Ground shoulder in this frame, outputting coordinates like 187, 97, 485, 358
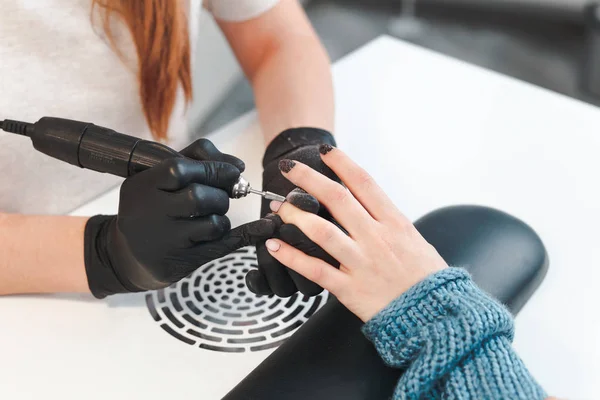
204, 0, 280, 21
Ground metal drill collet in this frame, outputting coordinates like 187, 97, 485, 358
231, 176, 287, 202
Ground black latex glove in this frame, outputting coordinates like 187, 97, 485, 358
246, 128, 341, 297
84, 139, 279, 298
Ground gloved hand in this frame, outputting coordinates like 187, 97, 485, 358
84, 139, 279, 298
246, 128, 340, 297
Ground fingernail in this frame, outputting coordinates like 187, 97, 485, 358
287, 189, 320, 214
265, 239, 281, 252
278, 159, 296, 173
264, 213, 283, 229
270, 201, 283, 212
319, 144, 334, 155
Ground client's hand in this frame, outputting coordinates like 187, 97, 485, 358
248, 128, 339, 297
265, 145, 448, 322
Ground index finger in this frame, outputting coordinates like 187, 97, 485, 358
152, 158, 241, 193
277, 160, 377, 239
184, 216, 280, 260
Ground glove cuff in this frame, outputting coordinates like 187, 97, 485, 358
263, 127, 336, 167
84, 215, 130, 299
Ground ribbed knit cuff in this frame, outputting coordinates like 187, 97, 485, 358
362, 268, 510, 366
362, 268, 546, 399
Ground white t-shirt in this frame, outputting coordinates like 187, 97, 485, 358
0, 0, 278, 214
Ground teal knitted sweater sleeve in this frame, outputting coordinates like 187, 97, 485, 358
362, 268, 547, 400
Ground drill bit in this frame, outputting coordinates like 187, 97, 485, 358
248, 188, 286, 202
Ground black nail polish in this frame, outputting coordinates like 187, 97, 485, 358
278, 159, 296, 173
290, 187, 307, 194
287, 189, 320, 214
319, 144, 334, 155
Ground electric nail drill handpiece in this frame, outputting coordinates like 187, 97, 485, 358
0, 117, 286, 202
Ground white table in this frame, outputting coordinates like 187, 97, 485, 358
1, 36, 598, 399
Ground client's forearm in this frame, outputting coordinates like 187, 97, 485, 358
0, 213, 90, 295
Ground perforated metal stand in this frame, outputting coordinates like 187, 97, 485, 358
145, 247, 328, 353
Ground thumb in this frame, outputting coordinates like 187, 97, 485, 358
187, 215, 283, 261
223, 216, 282, 250
286, 188, 320, 214
152, 159, 241, 192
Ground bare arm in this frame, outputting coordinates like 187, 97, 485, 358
0, 0, 332, 297
0, 213, 90, 295
217, 0, 334, 144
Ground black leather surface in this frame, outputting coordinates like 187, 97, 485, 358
222, 205, 549, 400
415, 205, 548, 314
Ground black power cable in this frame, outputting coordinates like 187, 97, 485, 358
0, 119, 33, 136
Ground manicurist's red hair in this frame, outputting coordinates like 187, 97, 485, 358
93, 0, 193, 141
